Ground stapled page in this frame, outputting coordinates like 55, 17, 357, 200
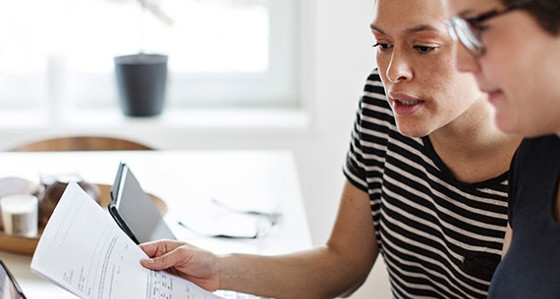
31, 182, 222, 299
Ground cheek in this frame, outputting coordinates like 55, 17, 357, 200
431, 71, 481, 110
414, 52, 458, 84
418, 61, 462, 94
479, 51, 524, 94
375, 53, 388, 71
375, 53, 390, 83
481, 28, 530, 89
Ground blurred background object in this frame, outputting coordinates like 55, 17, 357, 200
0, 177, 42, 231
114, 0, 173, 117
9, 136, 154, 152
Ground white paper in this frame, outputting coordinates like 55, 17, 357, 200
31, 182, 223, 299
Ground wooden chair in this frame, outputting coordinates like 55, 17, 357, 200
2, 137, 160, 255
9, 136, 154, 152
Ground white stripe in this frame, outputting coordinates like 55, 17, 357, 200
346, 147, 367, 170
343, 164, 368, 189
479, 187, 508, 197
387, 136, 439, 171
386, 149, 508, 209
356, 121, 394, 140
380, 220, 489, 296
359, 116, 397, 134
361, 101, 392, 116
383, 252, 459, 299
353, 126, 391, 150
364, 90, 387, 101
384, 174, 507, 232
356, 141, 390, 159
347, 154, 385, 176
367, 79, 384, 87
346, 145, 386, 170
381, 198, 503, 255
366, 177, 384, 188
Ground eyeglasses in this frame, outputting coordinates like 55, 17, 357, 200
445, 0, 532, 57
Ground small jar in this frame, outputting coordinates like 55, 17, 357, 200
39, 177, 100, 227
0, 194, 39, 237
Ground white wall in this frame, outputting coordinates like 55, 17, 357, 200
0, 0, 391, 297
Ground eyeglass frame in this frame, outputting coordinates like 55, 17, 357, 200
445, 0, 532, 57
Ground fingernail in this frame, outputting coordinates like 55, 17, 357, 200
143, 258, 155, 264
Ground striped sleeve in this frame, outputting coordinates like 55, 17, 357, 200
344, 69, 392, 192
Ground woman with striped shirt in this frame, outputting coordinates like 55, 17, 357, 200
140, 0, 521, 298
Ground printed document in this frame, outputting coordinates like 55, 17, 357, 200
31, 182, 223, 299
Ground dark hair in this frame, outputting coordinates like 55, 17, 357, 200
502, 0, 560, 34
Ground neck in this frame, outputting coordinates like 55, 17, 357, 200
431, 100, 508, 157
429, 99, 522, 183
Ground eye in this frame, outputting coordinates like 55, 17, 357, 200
373, 43, 392, 52
413, 45, 437, 54
477, 24, 490, 33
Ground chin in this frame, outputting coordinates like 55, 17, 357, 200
494, 116, 525, 136
395, 123, 430, 138
495, 119, 540, 137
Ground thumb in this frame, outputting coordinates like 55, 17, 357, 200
141, 248, 183, 271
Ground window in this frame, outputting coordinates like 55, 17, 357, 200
0, 0, 301, 112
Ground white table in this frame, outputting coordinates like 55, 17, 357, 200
0, 150, 312, 298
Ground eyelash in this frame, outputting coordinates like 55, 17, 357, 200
372, 43, 437, 54
413, 45, 436, 53
477, 24, 490, 33
372, 42, 392, 51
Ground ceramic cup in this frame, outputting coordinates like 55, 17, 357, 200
0, 194, 38, 237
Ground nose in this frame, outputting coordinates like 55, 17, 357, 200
385, 49, 412, 83
455, 43, 481, 73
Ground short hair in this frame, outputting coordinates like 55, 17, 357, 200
502, 0, 560, 35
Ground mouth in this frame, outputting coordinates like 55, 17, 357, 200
395, 99, 422, 106
389, 92, 425, 116
481, 89, 504, 103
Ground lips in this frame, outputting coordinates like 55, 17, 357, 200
484, 90, 504, 103
389, 92, 425, 116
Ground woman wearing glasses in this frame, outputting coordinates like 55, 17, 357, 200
140, 1, 522, 298
446, 0, 560, 298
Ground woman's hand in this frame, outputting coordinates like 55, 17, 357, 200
140, 240, 221, 291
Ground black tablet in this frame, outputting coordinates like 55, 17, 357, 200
109, 162, 176, 244
0, 260, 26, 299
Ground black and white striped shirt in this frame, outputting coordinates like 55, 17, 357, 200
344, 69, 508, 298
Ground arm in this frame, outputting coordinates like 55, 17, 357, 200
501, 224, 512, 258
141, 180, 380, 299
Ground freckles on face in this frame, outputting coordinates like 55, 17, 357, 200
372, 0, 485, 137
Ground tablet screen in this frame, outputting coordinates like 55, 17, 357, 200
0, 261, 25, 299
110, 163, 175, 244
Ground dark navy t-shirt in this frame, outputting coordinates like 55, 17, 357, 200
488, 135, 560, 298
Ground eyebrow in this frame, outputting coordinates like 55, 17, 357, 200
457, 9, 479, 17
369, 23, 441, 35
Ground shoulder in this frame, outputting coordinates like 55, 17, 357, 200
358, 69, 393, 125
362, 69, 387, 104
514, 135, 560, 162
510, 135, 560, 194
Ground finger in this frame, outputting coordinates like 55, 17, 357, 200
140, 246, 185, 271
140, 239, 183, 258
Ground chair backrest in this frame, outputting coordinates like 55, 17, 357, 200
9, 136, 154, 152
